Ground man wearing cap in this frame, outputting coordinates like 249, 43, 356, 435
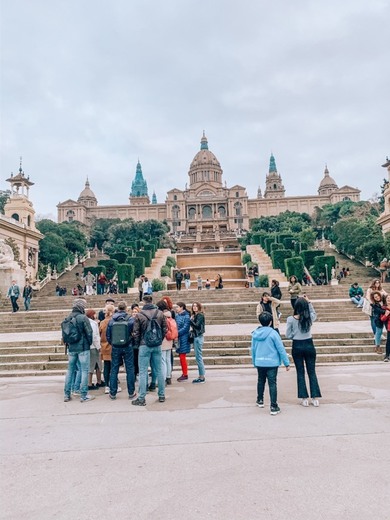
63, 298, 95, 402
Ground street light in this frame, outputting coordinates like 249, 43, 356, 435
324, 264, 329, 284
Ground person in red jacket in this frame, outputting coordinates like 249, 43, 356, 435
380, 295, 390, 362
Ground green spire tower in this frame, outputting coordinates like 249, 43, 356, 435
129, 160, 150, 205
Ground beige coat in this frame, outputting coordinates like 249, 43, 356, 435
256, 296, 281, 329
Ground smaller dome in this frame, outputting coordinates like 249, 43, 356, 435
78, 178, 96, 200
319, 167, 337, 188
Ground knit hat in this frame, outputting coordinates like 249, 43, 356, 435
72, 298, 87, 313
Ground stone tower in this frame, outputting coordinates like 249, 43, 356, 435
129, 160, 150, 205
264, 154, 285, 199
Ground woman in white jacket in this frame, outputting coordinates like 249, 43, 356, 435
86, 309, 103, 389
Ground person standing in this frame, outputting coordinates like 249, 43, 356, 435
190, 302, 206, 383
97, 271, 108, 295
286, 296, 322, 407
379, 258, 388, 283
84, 271, 95, 296
138, 275, 145, 302
7, 280, 20, 313
197, 275, 203, 291
175, 302, 191, 381
251, 311, 290, 415
132, 295, 167, 406
288, 275, 302, 309
184, 270, 191, 290
252, 264, 259, 287
62, 299, 94, 402
23, 281, 33, 311
86, 309, 103, 389
106, 301, 136, 400
99, 303, 115, 394
380, 294, 390, 361
256, 292, 281, 334
364, 279, 388, 334
175, 269, 183, 291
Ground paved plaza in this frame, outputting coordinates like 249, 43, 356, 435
1, 362, 389, 520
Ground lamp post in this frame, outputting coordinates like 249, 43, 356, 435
325, 263, 329, 285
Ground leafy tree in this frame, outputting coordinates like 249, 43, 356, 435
89, 218, 121, 249
39, 232, 69, 269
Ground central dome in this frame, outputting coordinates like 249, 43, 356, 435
188, 133, 223, 188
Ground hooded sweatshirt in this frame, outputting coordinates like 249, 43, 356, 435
251, 326, 290, 368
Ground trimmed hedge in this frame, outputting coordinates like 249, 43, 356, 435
152, 278, 165, 292
160, 265, 171, 277
258, 274, 269, 287
242, 253, 252, 264
144, 244, 156, 257
300, 250, 324, 269
97, 259, 118, 280
83, 266, 104, 278
110, 252, 127, 264
117, 264, 135, 293
285, 256, 305, 281
278, 233, 293, 243
270, 242, 285, 252
294, 242, 307, 255
282, 237, 295, 250
312, 255, 336, 279
166, 256, 176, 268
271, 250, 292, 272
138, 250, 152, 267
260, 235, 267, 249
126, 257, 145, 278
264, 237, 276, 255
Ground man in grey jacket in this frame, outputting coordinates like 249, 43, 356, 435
7, 280, 20, 313
63, 299, 94, 403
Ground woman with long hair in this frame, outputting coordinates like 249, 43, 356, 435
364, 279, 388, 334
286, 296, 321, 407
370, 291, 386, 354
99, 303, 115, 394
256, 292, 281, 334
288, 275, 302, 309
175, 302, 191, 381
190, 302, 206, 383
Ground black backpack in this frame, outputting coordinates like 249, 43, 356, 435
111, 315, 131, 347
61, 315, 81, 345
141, 310, 163, 347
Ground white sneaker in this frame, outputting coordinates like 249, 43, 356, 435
117, 386, 122, 392
301, 398, 309, 407
311, 398, 320, 407
104, 387, 110, 394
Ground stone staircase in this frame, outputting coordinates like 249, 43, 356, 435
142, 248, 172, 284
246, 244, 288, 284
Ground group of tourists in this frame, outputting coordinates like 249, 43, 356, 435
174, 270, 222, 291
67, 271, 118, 297
62, 295, 206, 405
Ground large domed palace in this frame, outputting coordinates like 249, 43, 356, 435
57, 133, 360, 233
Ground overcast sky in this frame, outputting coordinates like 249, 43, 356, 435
1, 0, 389, 220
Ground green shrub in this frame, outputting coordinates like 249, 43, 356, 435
160, 265, 171, 277
312, 255, 336, 280
300, 250, 324, 269
294, 242, 308, 255
138, 250, 152, 267
97, 259, 118, 280
270, 242, 285, 252
251, 232, 266, 245
110, 252, 127, 264
260, 235, 267, 249
166, 256, 176, 268
126, 257, 145, 278
258, 274, 269, 287
144, 244, 156, 257
278, 233, 293, 243
271, 250, 292, 272
242, 253, 252, 264
152, 278, 165, 292
117, 264, 135, 293
83, 266, 103, 278
285, 256, 305, 281
282, 237, 295, 250
264, 237, 276, 255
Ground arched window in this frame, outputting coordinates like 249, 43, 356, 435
342, 196, 351, 201
172, 205, 180, 219
173, 195, 177, 201
188, 207, 196, 219
236, 191, 239, 197
202, 205, 212, 218
273, 184, 277, 189
11, 213, 19, 221
218, 205, 226, 217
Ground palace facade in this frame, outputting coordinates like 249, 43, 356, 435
57, 134, 361, 232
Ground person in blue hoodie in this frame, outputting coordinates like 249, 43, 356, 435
251, 311, 290, 415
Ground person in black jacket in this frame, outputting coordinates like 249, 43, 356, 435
63, 299, 94, 403
190, 302, 206, 384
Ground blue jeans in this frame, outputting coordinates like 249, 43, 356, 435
71, 360, 82, 392
370, 316, 376, 334
24, 297, 31, 311
193, 335, 205, 377
64, 350, 90, 399
374, 325, 384, 346
109, 346, 135, 396
257, 366, 278, 408
292, 339, 321, 399
138, 345, 165, 399
350, 297, 363, 306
